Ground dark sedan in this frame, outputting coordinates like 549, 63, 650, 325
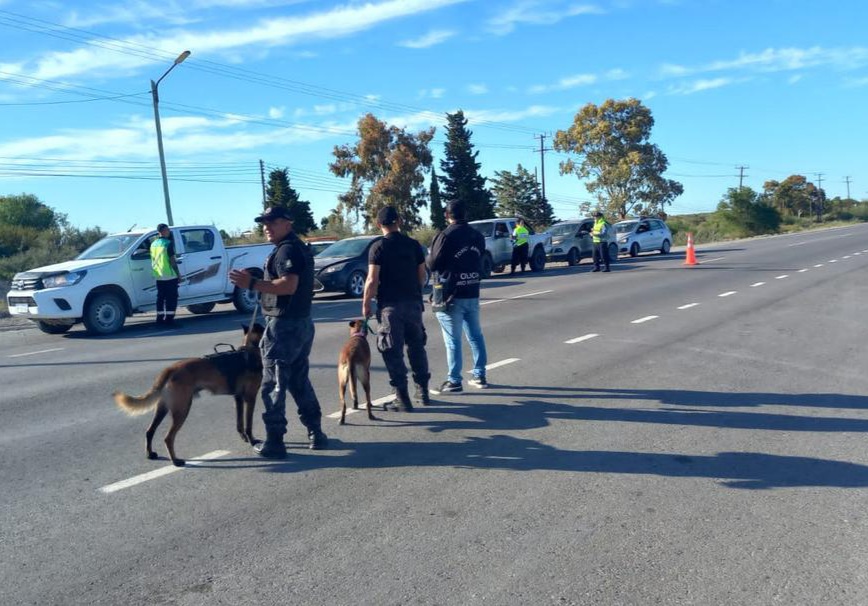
313, 236, 381, 297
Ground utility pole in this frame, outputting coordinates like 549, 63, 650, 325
844, 176, 852, 200
736, 165, 749, 189
259, 159, 267, 208
815, 173, 824, 221
534, 134, 550, 205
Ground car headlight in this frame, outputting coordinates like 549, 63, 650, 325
618, 235, 629, 243
43, 270, 87, 288
552, 238, 563, 245
323, 262, 347, 274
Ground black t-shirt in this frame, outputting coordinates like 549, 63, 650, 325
262, 232, 314, 318
368, 232, 425, 305
426, 222, 485, 299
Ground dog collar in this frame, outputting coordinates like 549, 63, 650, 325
351, 331, 366, 338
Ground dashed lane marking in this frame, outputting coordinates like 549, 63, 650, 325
829, 259, 838, 263
8, 347, 64, 358
564, 333, 599, 344
750, 282, 765, 287
798, 269, 809, 273
99, 450, 232, 494
843, 255, 852, 259
326, 395, 393, 420
480, 299, 507, 306
677, 303, 699, 310
814, 264, 823, 268
631, 315, 659, 324
702, 256, 726, 263
719, 291, 737, 297
482, 358, 521, 371
509, 290, 554, 299
775, 275, 789, 280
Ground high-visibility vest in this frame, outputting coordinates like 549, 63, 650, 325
150, 237, 177, 279
592, 218, 610, 244
512, 224, 529, 247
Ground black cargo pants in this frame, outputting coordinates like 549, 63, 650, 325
376, 300, 430, 390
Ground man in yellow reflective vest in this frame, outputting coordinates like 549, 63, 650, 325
150, 223, 182, 326
510, 217, 530, 275
591, 211, 612, 273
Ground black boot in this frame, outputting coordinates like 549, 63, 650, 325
414, 382, 431, 405
254, 432, 287, 459
307, 426, 328, 450
394, 386, 414, 412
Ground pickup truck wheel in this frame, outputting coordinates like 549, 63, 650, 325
629, 242, 640, 257
609, 242, 619, 262
566, 248, 580, 266
346, 270, 366, 298
660, 239, 671, 254
480, 254, 494, 279
187, 302, 216, 315
529, 246, 546, 272
36, 320, 74, 334
233, 270, 262, 313
83, 293, 126, 335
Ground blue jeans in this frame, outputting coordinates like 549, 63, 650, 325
435, 297, 487, 385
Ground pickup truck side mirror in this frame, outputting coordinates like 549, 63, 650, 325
131, 249, 150, 261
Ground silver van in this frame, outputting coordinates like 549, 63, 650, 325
548, 218, 619, 266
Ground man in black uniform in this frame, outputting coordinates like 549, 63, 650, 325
362, 206, 430, 411
229, 206, 327, 459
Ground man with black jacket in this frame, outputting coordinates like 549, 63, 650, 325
362, 206, 431, 411
426, 201, 488, 393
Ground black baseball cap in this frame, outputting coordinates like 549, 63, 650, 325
377, 206, 399, 226
594, 210, 603, 218
254, 206, 293, 223
156, 223, 169, 231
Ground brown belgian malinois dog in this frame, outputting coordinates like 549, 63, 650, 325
338, 319, 375, 425
113, 324, 265, 467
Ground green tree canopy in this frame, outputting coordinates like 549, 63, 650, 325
439, 110, 494, 221
716, 187, 781, 236
490, 164, 555, 227
264, 168, 316, 235
762, 175, 824, 220
0, 193, 62, 230
553, 98, 683, 219
429, 166, 446, 230
329, 113, 435, 229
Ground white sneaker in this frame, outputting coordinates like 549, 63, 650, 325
468, 377, 489, 389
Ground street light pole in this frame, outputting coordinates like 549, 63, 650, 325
151, 50, 191, 226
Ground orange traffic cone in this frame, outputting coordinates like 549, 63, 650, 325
684, 232, 698, 266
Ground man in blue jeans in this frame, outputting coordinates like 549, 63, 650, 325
427, 200, 488, 392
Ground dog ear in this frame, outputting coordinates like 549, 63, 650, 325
348, 320, 356, 327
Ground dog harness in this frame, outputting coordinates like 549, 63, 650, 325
203, 346, 263, 393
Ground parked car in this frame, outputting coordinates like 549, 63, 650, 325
307, 239, 337, 256
547, 218, 619, 266
615, 218, 673, 257
469, 217, 553, 278
6, 225, 271, 335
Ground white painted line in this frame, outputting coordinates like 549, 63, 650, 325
863, 250, 868, 253
8, 347, 64, 358
788, 241, 808, 247
509, 290, 553, 299
564, 333, 599, 344
480, 299, 506, 306
677, 303, 700, 310
750, 282, 765, 287
775, 275, 789, 280
702, 256, 726, 263
843, 255, 852, 259
631, 315, 659, 324
854, 252, 862, 256
798, 268, 809, 273
326, 394, 393, 419
482, 358, 521, 371
814, 264, 823, 268
719, 291, 737, 297
829, 259, 838, 263
99, 450, 231, 494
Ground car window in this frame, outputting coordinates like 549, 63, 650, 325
636, 222, 650, 233
615, 222, 637, 234
77, 234, 143, 260
550, 223, 578, 237
495, 222, 509, 237
318, 237, 376, 257
472, 223, 493, 237
180, 228, 215, 253
580, 221, 593, 233
653, 220, 666, 230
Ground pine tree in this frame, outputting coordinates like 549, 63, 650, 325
429, 167, 446, 230
491, 164, 556, 228
440, 110, 494, 221
265, 167, 316, 235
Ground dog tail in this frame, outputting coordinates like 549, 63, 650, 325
112, 367, 172, 415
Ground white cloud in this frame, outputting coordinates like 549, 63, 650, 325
488, 1, 604, 36
529, 73, 596, 94
467, 83, 488, 95
843, 76, 868, 88
398, 29, 456, 49
788, 74, 803, 85
605, 68, 629, 80
668, 77, 737, 95
5, 0, 470, 82
659, 46, 868, 79
268, 106, 285, 119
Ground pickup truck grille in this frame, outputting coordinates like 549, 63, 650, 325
11, 277, 43, 292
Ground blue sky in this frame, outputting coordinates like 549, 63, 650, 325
1, 0, 866, 234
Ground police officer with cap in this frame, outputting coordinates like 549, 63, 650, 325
591, 210, 612, 272
229, 206, 327, 458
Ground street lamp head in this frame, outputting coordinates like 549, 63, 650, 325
174, 50, 191, 65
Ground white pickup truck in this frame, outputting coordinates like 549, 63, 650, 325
469, 217, 553, 278
6, 225, 271, 335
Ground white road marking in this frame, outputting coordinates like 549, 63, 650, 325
482, 358, 521, 371
829, 259, 838, 263
99, 450, 231, 494
564, 333, 599, 344
509, 290, 554, 299
750, 282, 765, 287
8, 347, 64, 358
702, 256, 726, 263
719, 291, 737, 297
843, 255, 851, 259
798, 268, 809, 273
775, 275, 789, 280
854, 252, 862, 256
787, 241, 808, 247
631, 315, 659, 324
326, 395, 393, 419
480, 299, 506, 306
814, 264, 823, 268
677, 303, 700, 310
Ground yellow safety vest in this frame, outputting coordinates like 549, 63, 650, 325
592, 218, 610, 244
150, 237, 177, 280
512, 224, 529, 247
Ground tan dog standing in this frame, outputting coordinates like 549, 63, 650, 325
113, 324, 264, 466
338, 319, 375, 424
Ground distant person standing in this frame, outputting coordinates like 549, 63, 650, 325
510, 217, 530, 275
362, 206, 431, 411
427, 200, 488, 393
591, 210, 612, 273
150, 223, 181, 326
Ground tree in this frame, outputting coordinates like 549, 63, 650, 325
490, 164, 555, 227
429, 167, 446, 230
264, 168, 316, 235
553, 98, 683, 219
329, 113, 435, 229
440, 110, 494, 221
762, 175, 823, 220
716, 187, 781, 236
0, 193, 61, 230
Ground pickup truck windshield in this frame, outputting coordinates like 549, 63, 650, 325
550, 223, 579, 237
77, 234, 142, 260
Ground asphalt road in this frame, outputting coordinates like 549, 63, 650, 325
2, 225, 868, 605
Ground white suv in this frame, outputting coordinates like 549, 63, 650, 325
615, 218, 672, 257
